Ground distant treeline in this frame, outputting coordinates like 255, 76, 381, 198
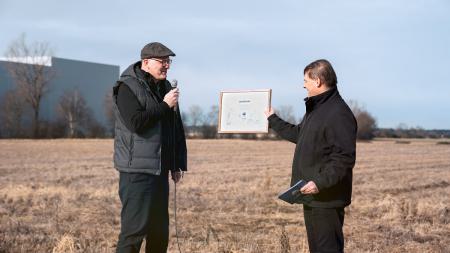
2, 99, 449, 139
183, 126, 450, 140
180, 103, 450, 140
374, 128, 450, 139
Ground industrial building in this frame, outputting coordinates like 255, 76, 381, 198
0, 57, 120, 129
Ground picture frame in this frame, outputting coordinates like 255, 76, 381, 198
218, 89, 272, 133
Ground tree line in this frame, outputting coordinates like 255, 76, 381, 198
180, 102, 380, 140
0, 87, 109, 138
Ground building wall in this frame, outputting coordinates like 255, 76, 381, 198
0, 57, 119, 126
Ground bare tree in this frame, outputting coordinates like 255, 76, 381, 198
201, 105, 219, 139
185, 105, 205, 138
103, 90, 115, 136
356, 110, 377, 139
0, 89, 27, 137
84, 116, 106, 138
4, 34, 54, 138
187, 105, 204, 127
277, 105, 297, 124
205, 105, 218, 126
57, 88, 92, 138
180, 111, 188, 126
348, 100, 377, 140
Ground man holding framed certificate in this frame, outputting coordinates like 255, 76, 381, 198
265, 59, 357, 253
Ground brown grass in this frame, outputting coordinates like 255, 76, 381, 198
0, 139, 449, 253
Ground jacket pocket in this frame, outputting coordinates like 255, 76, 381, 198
133, 140, 161, 158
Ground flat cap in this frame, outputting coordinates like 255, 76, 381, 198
140, 42, 176, 59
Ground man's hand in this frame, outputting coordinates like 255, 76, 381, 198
163, 88, 179, 108
264, 107, 275, 118
171, 170, 183, 183
300, 181, 319, 195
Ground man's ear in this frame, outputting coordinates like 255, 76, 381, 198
315, 78, 321, 88
141, 59, 149, 70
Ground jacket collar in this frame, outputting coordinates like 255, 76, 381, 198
135, 62, 170, 92
134, 62, 157, 86
304, 87, 338, 113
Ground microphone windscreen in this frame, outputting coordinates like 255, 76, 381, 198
171, 79, 178, 88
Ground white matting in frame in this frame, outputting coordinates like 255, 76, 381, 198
218, 89, 272, 133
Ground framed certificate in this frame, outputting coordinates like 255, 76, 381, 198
218, 89, 272, 133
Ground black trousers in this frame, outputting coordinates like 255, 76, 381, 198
116, 172, 169, 253
303, 205, 345, 253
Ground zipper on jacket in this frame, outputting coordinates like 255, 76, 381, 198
128, 135, 134, 166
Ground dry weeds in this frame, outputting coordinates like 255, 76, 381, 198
0, 139, 449, 252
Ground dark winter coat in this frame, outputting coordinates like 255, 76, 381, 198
269, 88, 357, 208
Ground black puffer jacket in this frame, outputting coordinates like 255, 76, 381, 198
269, 88, 356, 208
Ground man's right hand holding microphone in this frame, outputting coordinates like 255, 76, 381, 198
164, 88, 179, 109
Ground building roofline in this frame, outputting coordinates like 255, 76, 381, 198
0, 56, 120, 69
0, 56, 52, 66
52, 57, 119, 68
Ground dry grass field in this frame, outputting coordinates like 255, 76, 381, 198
0, 139, 449, 253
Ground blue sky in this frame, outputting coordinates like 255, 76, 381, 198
1, 0, 449, 129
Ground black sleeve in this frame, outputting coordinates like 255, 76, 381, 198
268, 114, 302, 143
116, 84, 171, 133
314, 111, 357, 190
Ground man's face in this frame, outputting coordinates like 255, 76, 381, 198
303, 72, 319, 97
142, 57, 171, 80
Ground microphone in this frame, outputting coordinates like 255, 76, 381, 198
171, 79, 178, 89
171, 79, 178, 112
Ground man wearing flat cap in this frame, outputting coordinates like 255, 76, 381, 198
113, 42, 187, 253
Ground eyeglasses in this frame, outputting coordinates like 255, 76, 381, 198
150, 58, 172, 65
